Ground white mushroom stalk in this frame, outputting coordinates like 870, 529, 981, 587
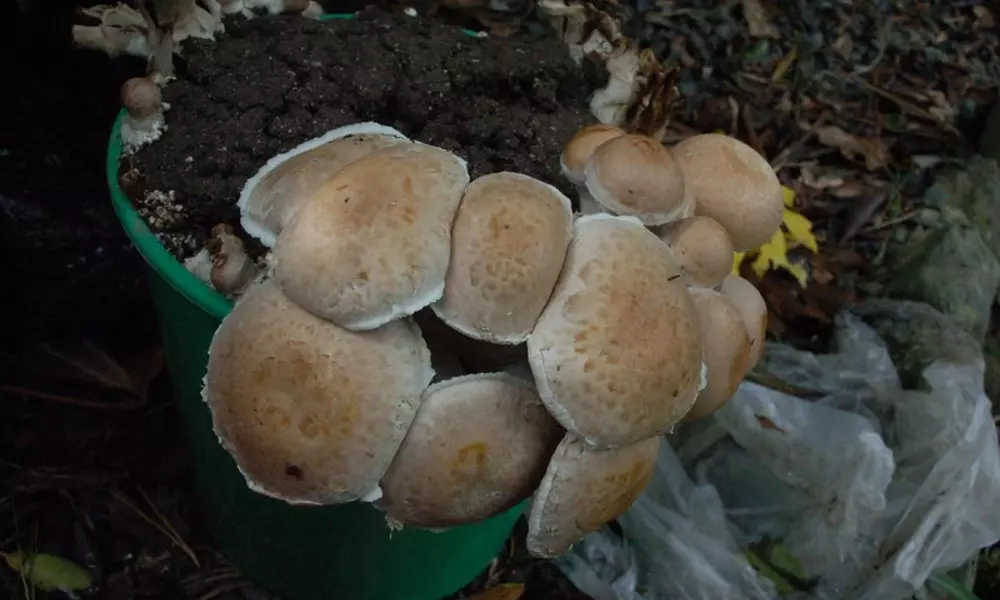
183, 224, 260, 296
119, 76, 168, 154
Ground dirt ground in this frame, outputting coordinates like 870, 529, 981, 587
124, 7, 596, 261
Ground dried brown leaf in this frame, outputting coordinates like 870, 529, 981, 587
814, 126, 891, 171
468, 583, 526, 600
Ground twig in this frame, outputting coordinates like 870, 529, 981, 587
0, 385, 145, 411
860, 209, 918, 234
112, 490, 200, 567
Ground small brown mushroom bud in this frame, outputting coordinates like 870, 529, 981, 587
207, 224, 260, 296
119, 77, 166, 152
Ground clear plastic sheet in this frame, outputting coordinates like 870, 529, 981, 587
557, 311, 1000, 600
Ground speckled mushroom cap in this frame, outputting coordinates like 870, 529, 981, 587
273, 142, 470, 331
527, 213, 703, 449
378, 372, 563, 529
431, 172, 574, 345
238, 123, 410, 248
559, 123, 625, 186
655, 216, 735, 289
719, 274, 768, 368
671, 133, 783, 251
583, 133, 688, 225
683, 287, 752, 421
526, 433, 661, 558
121, 77, 161, 120
203, 278, 434, 506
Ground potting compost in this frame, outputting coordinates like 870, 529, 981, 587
121, 8, 596, 260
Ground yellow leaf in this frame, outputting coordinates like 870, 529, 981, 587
751, 228, 809, 287
781, 185, 795, 208
783, 262, 809, 287
781, 209, 819, 252
732, 251, 747, 275
1, 552, 93, 592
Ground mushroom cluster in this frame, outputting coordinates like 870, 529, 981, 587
202, 121, 782, 559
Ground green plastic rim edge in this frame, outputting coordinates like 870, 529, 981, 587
106, 12, 481, 321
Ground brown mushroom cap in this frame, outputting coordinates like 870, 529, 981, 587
526, 433, 660, 558
378, 373, 563, 529
527, 214, 703, 448
238, 123, 410, 247
273, 142, 470, 331
432, 172, 574, 344
683, 288, 752, 421
203, 279, 434, 506
719, 274, 768, 368
560, 124, 626, 186
671, 134, 783, 251
583, 134, 688, 225
655, 216, 735, 288
120, 77, 161, 120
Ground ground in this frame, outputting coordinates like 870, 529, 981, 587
2, 1, 999, 599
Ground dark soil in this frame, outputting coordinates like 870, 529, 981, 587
124, 7, 597, 261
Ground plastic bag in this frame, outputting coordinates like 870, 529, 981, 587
557, 310, 1000, 600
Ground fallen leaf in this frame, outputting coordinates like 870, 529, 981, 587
741, 0, 780, 39
468, 582, 525, 600
771, 46, 797, 83
815, 126, 891, 170
782, 210, 819, 252
800, 166, 845, 190
1, 552, 93, 592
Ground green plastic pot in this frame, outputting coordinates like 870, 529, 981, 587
105, 15, 522, 600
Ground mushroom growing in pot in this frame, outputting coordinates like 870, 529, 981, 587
272, 142, 470, 331
582, 133, 689, 225
203, 279, 434, 506
378, 372, 563, 529
559, 124, 625, 215
527, 213, 703, 449
682, 287, 752, 421
526, 433, 661, 558
654, 216, 735, 289
238, 123, 410, 248
431, 172, 574, 345
119, 76, 166, 153
671, 133, 784, 252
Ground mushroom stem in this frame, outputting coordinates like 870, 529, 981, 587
576, 185, 605, 217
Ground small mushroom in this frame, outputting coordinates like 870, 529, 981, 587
206, 224, 260, 295
671, 133, 783, 251
654, 216, 735, 289
378, 373, 563, 529
203, 279, 434, 506
559, 124, 625, 215
527, 214, 703, 449
583, 133, 688, 225
682, 288, 752, 421
526, 433, 660, 558
238, 123, 410, 247
273, 142, 470, 331
432, 172, 574, 345
119, 77, 166, 153
719, 274, 768, 368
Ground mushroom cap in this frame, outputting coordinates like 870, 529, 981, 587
203, 279, 433, 506
719, 274, 768, 368
120, 77, 161, 120
273, 142, 470, 331
683, 288, 752, 421
527, 213, 703, 448
238, 123, 410, 247
378, 372, 563, 528
655, 216, 735, 288
560, 123, 625, 185
526, 433, 660, 558
671, 133, 783, 251
431, 172, 574, 344
584, 134, 688, 225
